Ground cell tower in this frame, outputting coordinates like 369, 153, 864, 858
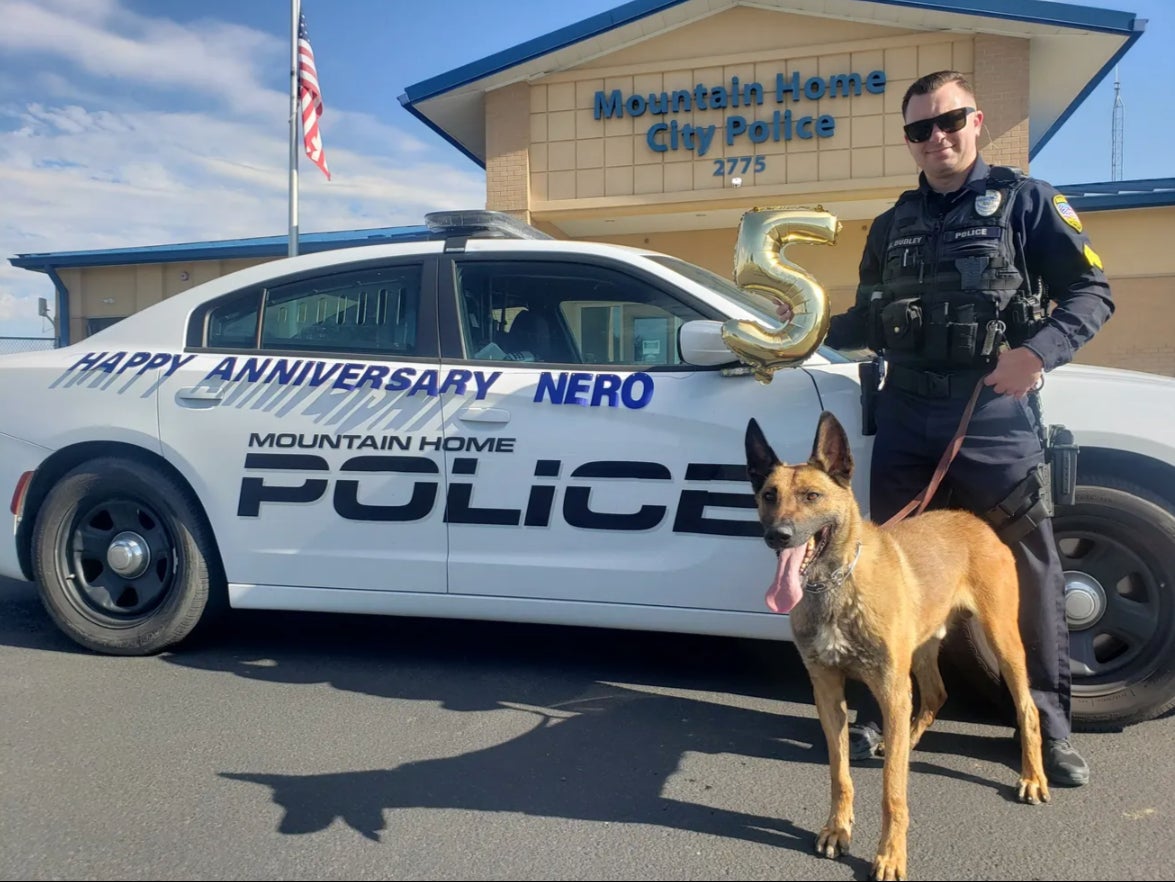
1112, 67, 1124, 181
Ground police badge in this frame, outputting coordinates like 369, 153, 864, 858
975, 189, 1002, 217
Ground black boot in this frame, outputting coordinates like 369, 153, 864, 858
848, 722, 883, 761
1043, 738, 1090, 787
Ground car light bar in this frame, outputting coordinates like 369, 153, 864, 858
424, 210, 552, 241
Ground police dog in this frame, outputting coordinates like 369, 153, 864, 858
744, 412, 1049, 881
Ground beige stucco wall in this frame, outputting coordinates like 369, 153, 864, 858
63, 257, 263, 343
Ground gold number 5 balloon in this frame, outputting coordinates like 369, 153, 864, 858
721, 207, 842, 384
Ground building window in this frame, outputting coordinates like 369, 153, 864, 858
87, 317, 126, 336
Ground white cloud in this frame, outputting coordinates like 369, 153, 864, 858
0, 0, 283, 117
0, 1, 487, 338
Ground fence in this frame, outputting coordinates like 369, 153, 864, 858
0, 337, 56, 356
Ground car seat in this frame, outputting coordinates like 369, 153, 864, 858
506, 309, 551, 360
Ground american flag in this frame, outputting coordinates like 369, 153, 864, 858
297, 13, 330, 180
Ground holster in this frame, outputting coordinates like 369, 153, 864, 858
859, 357, 882, 436
984, 462, 1053, 543
1047, 425, 1079, 506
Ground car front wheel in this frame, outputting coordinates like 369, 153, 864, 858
32, 458, 224, 656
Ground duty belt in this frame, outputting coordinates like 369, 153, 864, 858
885, 364, 988, 399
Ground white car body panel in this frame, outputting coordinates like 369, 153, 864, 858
1037, 364, 1175, 465
441, 363, 820, 613
156, 351, 451, 593
227, 584, 795, 642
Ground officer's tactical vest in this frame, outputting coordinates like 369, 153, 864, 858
869, 166, 1041, 369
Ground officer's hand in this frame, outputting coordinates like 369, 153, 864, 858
984, 347, 1044, 399
775, 301, 794, 324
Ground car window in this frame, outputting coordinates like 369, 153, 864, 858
202, 264, 423, 355
205, 289, 262, 349
455, 260, 705, 367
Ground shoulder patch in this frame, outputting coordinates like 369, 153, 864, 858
1084, 243, 1103, 270
1053, 194, 1083, 233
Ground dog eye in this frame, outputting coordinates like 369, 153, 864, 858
805, 491, 822, 502
762, 490, 777, 503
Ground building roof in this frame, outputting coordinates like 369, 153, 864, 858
9, 179, 1174, 273
9, 226, 430, 272
1059, 178, 1175, 212
399, 0, 1146, 168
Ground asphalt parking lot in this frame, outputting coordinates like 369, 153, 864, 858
2, 574, 1171, 881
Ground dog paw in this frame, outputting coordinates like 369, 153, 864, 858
871, 851, 907, 880
1018, 776, 1051, 805
815, 823, 851, 859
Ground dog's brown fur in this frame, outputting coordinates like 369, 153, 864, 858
745, 411, 1049, 881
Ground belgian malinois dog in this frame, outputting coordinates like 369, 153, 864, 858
745, 411, 1049, 881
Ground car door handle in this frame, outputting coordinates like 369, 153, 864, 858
457, 406, 510, 424
176, 386, 225, 405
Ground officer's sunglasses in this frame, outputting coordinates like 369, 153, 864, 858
903, 107, 976, 143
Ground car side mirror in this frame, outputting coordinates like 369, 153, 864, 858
679, 320, 738, 367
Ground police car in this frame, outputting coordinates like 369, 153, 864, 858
2, 210, 1173, 732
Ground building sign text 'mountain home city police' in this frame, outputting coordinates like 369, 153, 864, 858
594, 69, 887, 157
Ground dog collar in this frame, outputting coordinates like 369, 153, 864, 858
804, 540, 862, 594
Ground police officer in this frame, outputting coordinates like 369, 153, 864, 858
777, 70, 1113, 786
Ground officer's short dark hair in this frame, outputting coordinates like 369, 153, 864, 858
901, 71, 976, 118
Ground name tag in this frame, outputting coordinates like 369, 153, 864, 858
887, 235, 924, 250
946, 227, 999, 242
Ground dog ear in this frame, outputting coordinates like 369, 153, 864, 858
745, 418, 780, 492
810, 411, 854, 487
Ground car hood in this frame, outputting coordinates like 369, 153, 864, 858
1042, 363, 1175, 463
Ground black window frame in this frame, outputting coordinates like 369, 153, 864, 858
185, 256, 440, 361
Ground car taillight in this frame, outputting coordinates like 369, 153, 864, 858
10, 471, 33, 517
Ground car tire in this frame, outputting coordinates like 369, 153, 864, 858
32, 457, 226, 656
944, 475, 1175, 732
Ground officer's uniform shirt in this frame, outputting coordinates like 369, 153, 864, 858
828, 157, 1114, 371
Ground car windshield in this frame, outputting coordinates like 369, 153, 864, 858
646, 254, 857, 364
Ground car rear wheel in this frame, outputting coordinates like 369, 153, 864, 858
946, 475, 1175, 731
32, 458, 225, 655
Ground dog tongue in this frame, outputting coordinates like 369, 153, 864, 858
765, 546, 805, 614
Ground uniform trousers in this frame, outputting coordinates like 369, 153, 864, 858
852, 378, 1072, 742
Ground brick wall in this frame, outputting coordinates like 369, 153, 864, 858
972, 35, 1030, 171
485, 82, 531, 220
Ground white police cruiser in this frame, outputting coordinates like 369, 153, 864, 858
1, 210, 1172, 732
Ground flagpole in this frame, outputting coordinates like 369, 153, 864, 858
288, 0, 300, 257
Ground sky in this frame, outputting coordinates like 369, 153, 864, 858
1, 0, 1171, 338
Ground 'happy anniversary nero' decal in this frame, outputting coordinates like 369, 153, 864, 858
61, 351, 655, 409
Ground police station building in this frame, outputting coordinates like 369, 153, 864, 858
13, 0, 1175, 375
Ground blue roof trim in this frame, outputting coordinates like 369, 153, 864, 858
401, 0, 1140, 105
400, 0, 688, 104
1059, 179, 1175, 212
1031, 19, 1146, 159
11, 226, 432, 271
866, 0, 1137, 33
